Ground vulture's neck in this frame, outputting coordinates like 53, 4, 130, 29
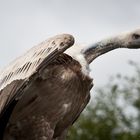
82, 37, 124, 64
82, 29, 140, 64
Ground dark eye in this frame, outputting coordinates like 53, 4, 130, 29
132, 33, 140, 40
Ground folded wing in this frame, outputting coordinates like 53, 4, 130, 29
0, 34, 74, 138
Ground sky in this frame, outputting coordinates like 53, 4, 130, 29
0, 0, 140, 91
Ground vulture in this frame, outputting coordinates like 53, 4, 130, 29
0, 29, 140, 140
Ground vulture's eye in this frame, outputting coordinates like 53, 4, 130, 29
132, 33, 140, 40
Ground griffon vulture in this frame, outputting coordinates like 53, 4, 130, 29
0, 29, 140, 140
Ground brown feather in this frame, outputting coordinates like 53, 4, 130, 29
3, 54, 93, 140
0, 34, 74, 140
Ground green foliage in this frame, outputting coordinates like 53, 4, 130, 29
67, 62, 140, 140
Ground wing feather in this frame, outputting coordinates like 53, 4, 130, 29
0, 34, 74, 91
0, 34, 74, 137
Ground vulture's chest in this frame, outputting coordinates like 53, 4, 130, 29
4, 54, 93, 139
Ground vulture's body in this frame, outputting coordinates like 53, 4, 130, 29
0, 29, 140, 140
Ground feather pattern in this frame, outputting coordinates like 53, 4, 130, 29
0, 34, 74, 92
0, 34, 74, 139
0, 34, 74, 108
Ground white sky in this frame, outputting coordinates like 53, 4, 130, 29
0, 0, 140, 90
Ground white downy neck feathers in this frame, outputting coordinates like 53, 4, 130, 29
65, 44, 90, 76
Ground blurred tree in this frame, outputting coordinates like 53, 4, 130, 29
67, 62, 140, 140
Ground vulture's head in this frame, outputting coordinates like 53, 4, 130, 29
123, 29, 140, 48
